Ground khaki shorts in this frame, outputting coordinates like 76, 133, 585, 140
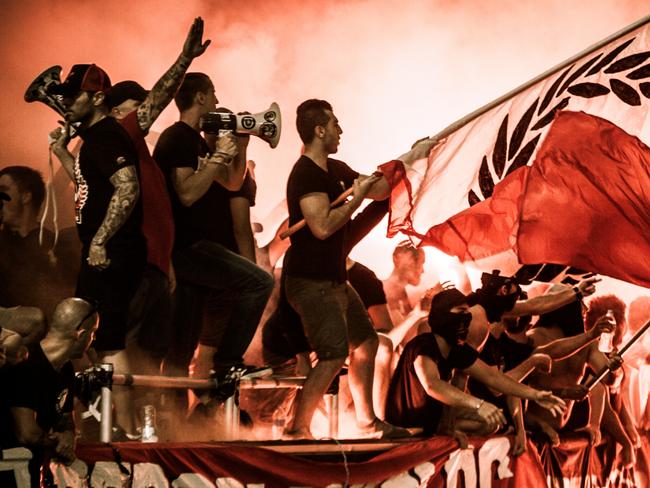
285, 276, 377, 360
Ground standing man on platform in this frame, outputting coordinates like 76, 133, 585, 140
48, 63, 144, 437
153, 73, 273, 402
283, 98, 436, 439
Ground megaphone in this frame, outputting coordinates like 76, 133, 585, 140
25, 65, 79, 137
25, 65, 68, 115
200, 102, 281, 148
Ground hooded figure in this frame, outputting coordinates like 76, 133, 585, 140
428, 288, 472, 346
467, 271, 522, 323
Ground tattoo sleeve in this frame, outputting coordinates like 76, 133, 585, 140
136, 53, 192, 132
91, 166, 140, 246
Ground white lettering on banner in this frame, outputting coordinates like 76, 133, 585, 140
478, 437, 514, 485
172, 473, 216, 487
134, 462, 169, 487
445, 448, 477, 488
58, 438, 513, 488
444, 437, 513, 488
215, 477, 246, 488
89, 460, 131, 487
379, 461, 436, 487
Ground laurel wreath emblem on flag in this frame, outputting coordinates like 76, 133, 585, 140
470, 37, 650, 206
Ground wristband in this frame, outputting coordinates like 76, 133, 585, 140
573, 286, 583, 301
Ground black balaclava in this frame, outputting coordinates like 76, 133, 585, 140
467, 270, 522, 323
535, 299, 585, 337
428, 289, 472, 346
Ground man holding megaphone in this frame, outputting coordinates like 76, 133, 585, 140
153, 73, 274, 407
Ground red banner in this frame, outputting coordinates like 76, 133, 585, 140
45, 433, 650, 487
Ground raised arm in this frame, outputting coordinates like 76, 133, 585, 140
505, 277, 599, 317
136, 17, 210, 132
535, 314, 614, 360
88, 166, 140, 268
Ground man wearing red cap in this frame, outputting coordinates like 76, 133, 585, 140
49, 61, 145, 437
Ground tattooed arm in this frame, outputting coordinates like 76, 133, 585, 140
88, 166, 140, 269
136, 17, 211, 132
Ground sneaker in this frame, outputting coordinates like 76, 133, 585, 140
358, 418, 412, 439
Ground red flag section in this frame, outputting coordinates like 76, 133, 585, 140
416, 111, 650, 288
422, 165, 528, 262
517, 111, 650, 287
383, 19, 650, 284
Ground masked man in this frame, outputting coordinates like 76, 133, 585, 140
386, 288, 566, 439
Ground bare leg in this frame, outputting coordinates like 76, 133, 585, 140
372, 335, 393, 419
348, 335, 379, 426
288, 356, 345, 437
372, 335, 393, 420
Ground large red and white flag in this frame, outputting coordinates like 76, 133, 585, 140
386, 17, 650, 283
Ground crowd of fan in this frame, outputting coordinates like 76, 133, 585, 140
0, 16, 649, 488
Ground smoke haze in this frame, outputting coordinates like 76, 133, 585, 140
1, 0, 647, 296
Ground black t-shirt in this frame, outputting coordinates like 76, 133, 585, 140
75, 117, 142, 247
348, 262, 387, 309
153, 122, 255, 251
385, 333, 478, 435
468, 332, 534, 410
285, 156, 359, 282
0, 344, 74, 448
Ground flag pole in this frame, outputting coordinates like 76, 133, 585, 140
431, 15, 650, 141
585, 318, 650, 391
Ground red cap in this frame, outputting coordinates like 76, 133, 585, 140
50, 64, 112, 97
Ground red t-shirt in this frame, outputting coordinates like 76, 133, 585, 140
119, 111, 174, 276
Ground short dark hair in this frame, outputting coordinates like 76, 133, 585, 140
296, 99, 332, 144
174, 73, 213, 112
0, 166, 45, 212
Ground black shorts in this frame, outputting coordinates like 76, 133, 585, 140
76, 242, 146, 352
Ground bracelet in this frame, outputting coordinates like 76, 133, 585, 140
573, 286, 583, 301
475, 399, 484, 410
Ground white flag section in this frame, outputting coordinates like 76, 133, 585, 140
389, 16, 650, 280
